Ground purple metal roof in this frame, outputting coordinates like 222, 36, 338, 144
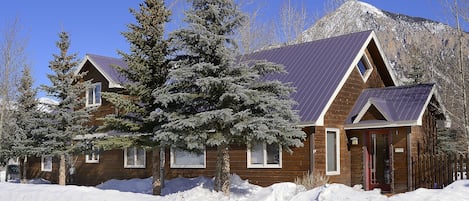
346, 83, 435, 124
243, 30, 373, 123
86, 54, 129, 86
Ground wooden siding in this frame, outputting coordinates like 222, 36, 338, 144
319, 48, 386, 185
411, 110, 438, 157
27, 150, 153, 185
163, 127, 312, 187
80, 61, 122, 126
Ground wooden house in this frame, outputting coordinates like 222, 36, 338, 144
27, 30, 448, 193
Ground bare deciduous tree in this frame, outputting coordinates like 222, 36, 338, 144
0, 18, 26, 141
277, 0, 309, 45
237, 3, 277, 53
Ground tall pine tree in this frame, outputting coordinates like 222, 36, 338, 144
99, 0, 171, 195
154, 0, 305, 194
41, 32, 91, 185
11, 67, 45, 183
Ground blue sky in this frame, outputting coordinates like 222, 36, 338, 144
0, 0, 462, 98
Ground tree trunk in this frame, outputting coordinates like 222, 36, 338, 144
59, 154, 66, 185
152, 147, 161, 195
453, 1, 469, 149
20, 156, 27, 183
160, 146, 165, 189
214, 143, 230, 195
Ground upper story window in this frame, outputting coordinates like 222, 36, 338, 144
124, 147, 146, 168
247, 142, 282, 168
170, 148, 206, 168
86, 82, 101, 107
326, 128, 340, 175
356, 55, 373, 81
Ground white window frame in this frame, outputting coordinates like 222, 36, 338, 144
325, 128, 341, 175
86, 82, 102, 107
41, 156, 52, 172
124, 147, 146, 168
356, 54, 373, 82
247, 142, 282, 168
85, 146, 100, 164
170, 148, 206, 168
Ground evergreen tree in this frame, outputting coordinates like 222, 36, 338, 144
99, 0, 171, 195
11, 67, 45, 183
41, 32, 91, 185
155, 0, 305, 194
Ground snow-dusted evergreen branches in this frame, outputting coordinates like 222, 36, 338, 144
153, 0, 305, 194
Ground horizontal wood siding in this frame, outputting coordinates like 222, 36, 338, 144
392, 127, 409, 193
347, 130, 365, 186
73, 150, 152, 185
322, 48, 386, 186
27, 157, 60, 183
164, 128, 311, 187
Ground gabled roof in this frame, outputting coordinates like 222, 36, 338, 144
75, 54, 128, 88
243, 30, 397, 126
345, 83, 442, 129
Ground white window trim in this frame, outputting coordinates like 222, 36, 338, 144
124, 147, 146, 168
85, 147, 100, 164
41, 156, 52, 172
247, 143, 282, 169
325, 128, 340, 175
170, 148, 206, 168
86, 82, 102, 107
356, 54, 373, 82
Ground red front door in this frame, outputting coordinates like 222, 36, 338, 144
365, 130, 392, 192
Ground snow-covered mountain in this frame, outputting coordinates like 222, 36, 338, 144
299, 0, 469, 149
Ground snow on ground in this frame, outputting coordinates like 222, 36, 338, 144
0, 174, 468, 201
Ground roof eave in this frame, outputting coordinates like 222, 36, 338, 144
344, 120, 419, 130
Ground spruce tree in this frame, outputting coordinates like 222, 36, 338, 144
99, 0, 171, 195
41, 32, 91, 185
155, 0, 305, 194
11, 67, 45, 183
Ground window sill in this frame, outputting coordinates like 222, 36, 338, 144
247, 164, 282, 169
170, 164, 206, 169
124, 165, 146, 169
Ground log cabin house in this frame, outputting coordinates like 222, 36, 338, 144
27, 30, 449, 193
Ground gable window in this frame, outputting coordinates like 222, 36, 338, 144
326, 128, 340, 175
41, 156, 52, 172
356, 55, 373, 81
170, 148, 206, 168
247, 142, 282, 168
86, 82, 101, 107
85, 146, 100, 164
124, 147, 146, 168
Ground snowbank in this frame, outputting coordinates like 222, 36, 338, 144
0, 174, 468, 201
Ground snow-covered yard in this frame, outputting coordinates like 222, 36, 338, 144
0, 175, 467, 201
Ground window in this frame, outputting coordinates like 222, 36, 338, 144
86, 82, 101, 107
356, 55, 373, 81
326, 128, 340, 175
170, 148, 206, 168
85, 146, 100, 163
41, 156, 52, 172
124, 147, 146, 168
247, 143, 282, 168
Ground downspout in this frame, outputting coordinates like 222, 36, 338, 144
407, 127, 412, 191
309, 126, 315, 173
